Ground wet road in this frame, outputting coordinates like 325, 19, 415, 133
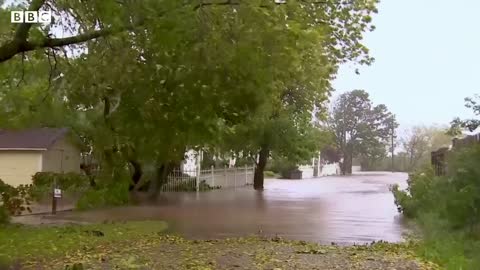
53, 172, 408, 245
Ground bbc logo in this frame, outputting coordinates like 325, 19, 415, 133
11, 11, 52, 24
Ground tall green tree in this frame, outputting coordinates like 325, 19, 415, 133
329, 90, 396, 174
0, 0, 380, 195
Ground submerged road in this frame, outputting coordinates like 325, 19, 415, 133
48, 172, 409, 245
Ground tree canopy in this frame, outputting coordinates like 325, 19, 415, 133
0, 0, 380, 198
328, 90, 396, 174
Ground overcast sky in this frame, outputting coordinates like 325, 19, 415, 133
332, 0, 480, 130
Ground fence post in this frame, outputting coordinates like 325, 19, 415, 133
224, 165, 227, 187
211, 165, 215, 187
234, 167, 237, 189
51, 177, 57, 215
245, 164, 248, 185
196, 151, 201, 193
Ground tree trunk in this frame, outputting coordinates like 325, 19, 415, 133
347, 154, 353, 174
340, 151, 353, 175
128, 159, 143, 191
147, 160, 181, 201
80, 164, 96, 187
254, 145, 269, 190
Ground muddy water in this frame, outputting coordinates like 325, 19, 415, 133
53, 172, 408, 245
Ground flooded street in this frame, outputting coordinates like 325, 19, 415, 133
51, 172, 409, 245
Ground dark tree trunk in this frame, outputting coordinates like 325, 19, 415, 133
128, 159, 143, 191
345, 153, 352, 174
254, 145, 269, 190
147, 160, 181, 200
80, 164, 96, 187
340, 151, 353, 175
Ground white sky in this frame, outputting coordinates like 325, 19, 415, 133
333, 0, 480, 130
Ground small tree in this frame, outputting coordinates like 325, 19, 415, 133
449, 94, 480, 135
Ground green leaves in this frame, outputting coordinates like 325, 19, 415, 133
329, 90, 396, 173
0, 0, 378, 191
448, 94, 480, 135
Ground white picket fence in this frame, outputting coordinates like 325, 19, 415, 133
161, 166, 255, 192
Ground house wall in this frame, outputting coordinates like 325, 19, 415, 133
42, 138, 81, 173
0, 151, 42, 186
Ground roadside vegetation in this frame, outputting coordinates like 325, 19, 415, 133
392, 145, 480, 270
391, 94, 480, 270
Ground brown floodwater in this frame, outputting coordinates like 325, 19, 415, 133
50, 172, 409, 245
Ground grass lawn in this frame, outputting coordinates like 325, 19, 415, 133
0, 221, 440, 270
0, 221, 168, 269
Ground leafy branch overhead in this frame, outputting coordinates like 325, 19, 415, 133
0, 0, 378, 64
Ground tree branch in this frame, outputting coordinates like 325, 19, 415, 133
0, 26, 122, 63
1, 0, 331, 64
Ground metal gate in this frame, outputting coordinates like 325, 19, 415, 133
161, 165, 255, 192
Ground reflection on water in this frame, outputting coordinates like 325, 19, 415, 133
55, 172, 408, 245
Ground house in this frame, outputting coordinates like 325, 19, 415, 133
0, 128, 81, 187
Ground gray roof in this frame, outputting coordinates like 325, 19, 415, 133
0, 128, 69, 150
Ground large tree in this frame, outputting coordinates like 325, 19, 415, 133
329, 90, 396, 174
0, 0, 380, 196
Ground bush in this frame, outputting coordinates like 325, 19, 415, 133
30, 172, 90, 200
32, 172, 90, 189
392, 145, 480, 228
264, 171, 276, 178
76, 182, 130, 210
391, 167, 439, 218
392, 145, 480, 270
0, 179, 32, 216
268, 158, 298, 179
0, 206, 9, 224
0, 179, 14, 194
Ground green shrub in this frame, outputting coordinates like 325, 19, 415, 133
0, 179, 32, 216
268, 158, 298, 179
0, 205, 9, 224
391, 167, 439, 218
392, 145, 480, 270
76, 182, 130, 210
264, 171, 276, 178
442, 146, 480, 228
32, 172, 89, 189
30, 172, 90, 200
0, 179, 14, 194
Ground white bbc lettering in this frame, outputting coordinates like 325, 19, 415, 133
10, 11, 52, 24
25, 11, 37, 23
11, 11, 23, 23
38, 11, 51, 23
